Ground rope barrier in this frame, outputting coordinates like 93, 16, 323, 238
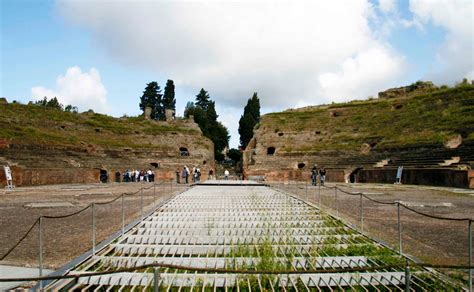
0, 181, 173, 260
0, 262, 472, 282
313, 183, 473, 221
42, 204, 91, 219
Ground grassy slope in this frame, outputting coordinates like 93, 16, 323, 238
0, 103, 202, 149
261, 86, 474, 152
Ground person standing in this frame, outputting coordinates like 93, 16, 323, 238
185, 166, 190, 184
319, 167, 326, 186
224, 169, 229, 180
311, 165, 318, 186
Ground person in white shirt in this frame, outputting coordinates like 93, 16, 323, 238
224, 169, 229, 180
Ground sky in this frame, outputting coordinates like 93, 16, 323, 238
1, 0, 473, 148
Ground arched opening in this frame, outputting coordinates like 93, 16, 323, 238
99, 169, 108, 183
297, 162, 306, 169
278, 132, 284, 136
203, 160, 207, 165
315, 131, 321, 135
267, 147, 276, 155
349, 167, 363, 183
150, 162, 159, 168
179, 147, 189, 156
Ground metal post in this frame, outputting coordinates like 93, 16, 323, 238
360, 194, 364, 232
335, 187, 338, 217
92, 203, 96, 255
141, 188, 144, 221
305, 181, 308, 200
318, 183, 321, 207
404, 261, 410, 292
398, 202, 402, 255
154, 267, 160, 292
38, 217, 43, 289
469, 220, 472, 292
153, 183, 156, 207
121, 194, 125, 236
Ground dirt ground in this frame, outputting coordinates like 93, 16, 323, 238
1, 181, 472, 273
0, 182, 188, 269
281, 182, 474, 266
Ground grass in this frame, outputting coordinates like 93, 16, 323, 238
261, 86, 474, 152
0, 102, 208, 150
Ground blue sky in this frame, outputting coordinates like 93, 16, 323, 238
1, 0, 472, 148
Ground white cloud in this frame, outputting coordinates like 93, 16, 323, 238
56, 0, 405, 107
379, 0, 396, 13
318, 45, 405, 101
56, 0, 412, 147
409, 0, 474, 83
31, 66, 108, 113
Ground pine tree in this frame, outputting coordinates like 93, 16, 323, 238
195, 88, 211, 111
238, 92, 261, 149
163, 79, 176, 112
188, 88, 229, 159
139, 81, 163, 120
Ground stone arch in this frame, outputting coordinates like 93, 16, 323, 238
297, 162, 306, 169
99, 169, 108, 183
267, 147, 276, 155
150, 162, 159, 168
179, 147, 190, 156
348, 167, 363, 183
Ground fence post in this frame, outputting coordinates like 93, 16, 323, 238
121, 194, 125, 236
335, 187, 338, 217
397, 202, 402, 255
141, 188, 144, 221
154, 267, 160, 292
469, 220, 472, 292
318, 183, 321, 208
38, 217, 43, 290
92, 203, 96, 255
305, 180, 308, 200
359, 194, 364, 232
404, 261, 410, 292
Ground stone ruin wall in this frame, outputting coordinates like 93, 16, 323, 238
243, 132, 474, 189
0, 128, 214, 187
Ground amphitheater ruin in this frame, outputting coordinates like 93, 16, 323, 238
0, 83, 473, 290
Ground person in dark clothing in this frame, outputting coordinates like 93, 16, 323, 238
311, 165, 318, 186
319, 167, 326, 186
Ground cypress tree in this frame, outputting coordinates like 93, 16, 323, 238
163, 79, 176, 112
238, 92, 261, 149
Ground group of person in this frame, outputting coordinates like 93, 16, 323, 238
120, 169, 156, 182
311, 165, 326, 186
179, 165, 202, 184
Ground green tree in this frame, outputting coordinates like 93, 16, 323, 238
238, 92, 261, 149
33, 96, 64, 110
227, 148, 242, 162
139, 81, 163, 120
195, 88, 211, 111
163, 79, 176, 112
186, 89, 229, 160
